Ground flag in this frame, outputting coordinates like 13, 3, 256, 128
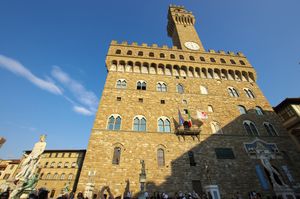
187, 109, 192, 127
197, 110, 208, 120
178, 109, 185, 126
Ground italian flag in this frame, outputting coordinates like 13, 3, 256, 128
187, 110, 192, 127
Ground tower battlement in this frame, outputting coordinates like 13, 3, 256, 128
110, 40, 245, 57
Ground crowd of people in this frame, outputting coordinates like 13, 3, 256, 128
0, 187, 269, 199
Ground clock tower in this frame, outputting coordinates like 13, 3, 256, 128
167, 5, 205, 51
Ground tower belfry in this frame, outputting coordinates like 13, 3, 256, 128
167, 5, 205, 51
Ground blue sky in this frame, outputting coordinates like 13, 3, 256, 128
0, 1, 299, 159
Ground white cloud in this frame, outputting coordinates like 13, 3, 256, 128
0, 54, 97, 116
51, 66, 98, 114
0, 54, 63, 95
73, 106, 94, 116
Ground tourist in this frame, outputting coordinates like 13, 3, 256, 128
38, 188, 49, 199
235, 192, 242, 199
0, 190, 9, 199
77, 192, 84, 199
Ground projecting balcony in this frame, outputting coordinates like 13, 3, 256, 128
175, 125, 201, 136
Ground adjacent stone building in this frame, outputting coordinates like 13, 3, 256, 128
274, 98, 300, 150
77, 5, 300, 199
23, 149, 86, 198
0, 159, 20, 192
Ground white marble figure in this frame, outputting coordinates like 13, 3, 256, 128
15, 135, 46, 181
259, 151, 287, 188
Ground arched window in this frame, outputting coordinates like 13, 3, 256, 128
230, 59, 236, 64
244, 88, 255, 98
127, 50, 132, 55
46, 173, 51, 180
115, 49, 121, 54
64, 162, 69, 168
138, 51, 143, 56
200, 57, 205, 62
133, 116, 146, 131
228, 87, 239, 97
179, 55, 184, 60
188, 151, 196, 166
189, 56, 195, 61
149, 52, 154, 57
71, 162, 76, 168
112, 147, 121, 165
170, 54, 175, 59
177, 84, 184, 94
243, 120, 259, 136
50, 162, 55, 168
60, 173, 65, 180
53, 173, 59, 180
208, 105, 213, 112
68, 173, 73, 180
157, 82, 167, 92
40, 173, 44, 179
160, 53, 165, 58
238, 105, 247, 114
137, 81, 146, 90
239, 60, 246, 65
44, 162, 49, 168
255, 106, 264, 115
158, 118, 171, 132
157, 148, 165, 167
211, 121, 222, 134
210, 58, 216, 63
116, 79, 127, 89
200, 85, 208, 94
57, 162, 62, 168
220, 58, 226, 63
107, 115, 121, 130
264, 122, 278, 136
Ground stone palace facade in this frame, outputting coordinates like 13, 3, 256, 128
77, 5, 300, 199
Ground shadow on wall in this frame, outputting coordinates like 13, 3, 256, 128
101, 109, 300, 199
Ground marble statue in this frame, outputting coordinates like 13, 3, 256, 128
15, 135, 46, 181
10, 174, 39, 199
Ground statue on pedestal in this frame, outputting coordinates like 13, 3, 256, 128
10, 135, 46, 199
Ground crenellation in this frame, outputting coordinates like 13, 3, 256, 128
121, 41, 128, 45
142, 43, 148, 47
152, 44, 158, 48
209, 49, 216, 53
228, 51, 235, 55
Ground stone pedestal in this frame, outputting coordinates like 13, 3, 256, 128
204, 185, 220, 199
274, 185, 296, 199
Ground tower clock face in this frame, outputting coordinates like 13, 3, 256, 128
184, 41, 200, 50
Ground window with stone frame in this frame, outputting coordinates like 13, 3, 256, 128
137, 81, 146, 90
255, 106, 264, 115
68, 173, 73, 180
188, 151, 196, 166
215, 148, 235, 159
60, 173, 65, 180
157, 82, 167, 92
116, 79, 127, 89
238, 105, 247, 114
244, 88, 255, 99
228, 87, 239, 97
112, 147, 121, 165
158, 118, 171, 132
263, 122, 278, 136
200, 85, 208, 94
157, 148, 165, 167
243, 120, 259, 136
107, 115, 122, 130
177, 84, 184, 94
133, 116, 146, 131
